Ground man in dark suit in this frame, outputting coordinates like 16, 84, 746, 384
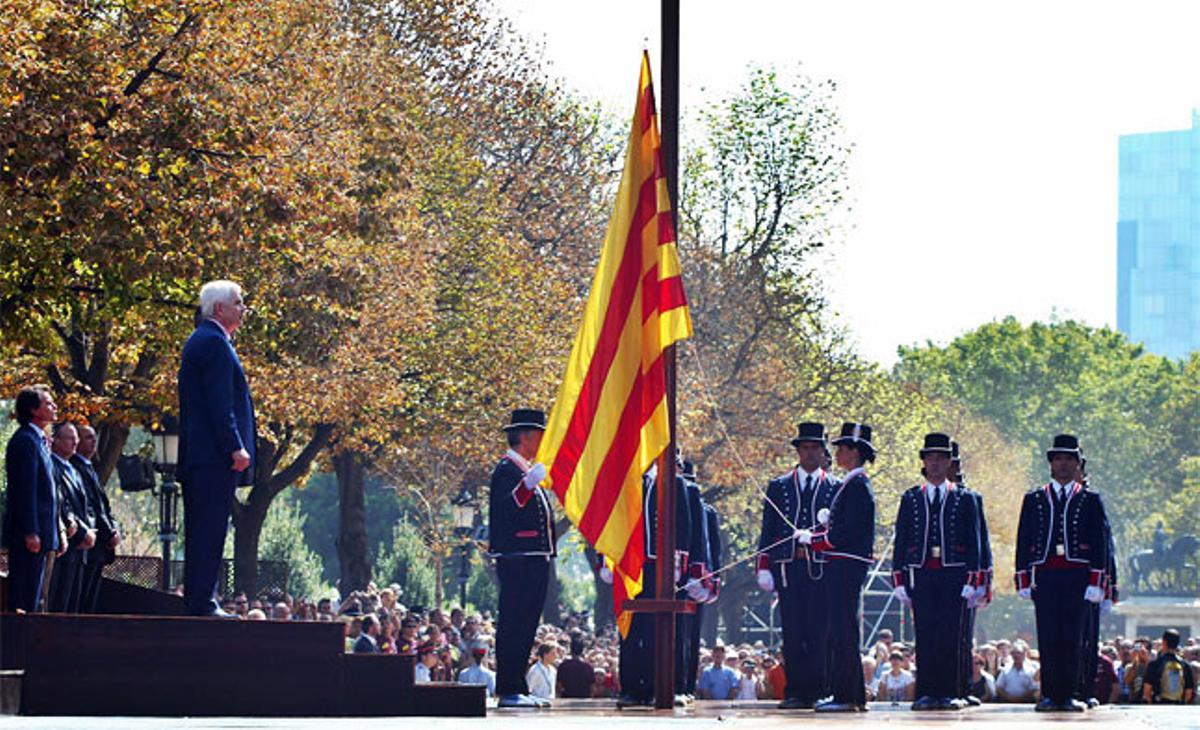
178, 280, 256, 617
3, 386, 60, 612
48, 422, 97, 613
72, 423, 121, 613
487, 408, 555, 709
756, 422, 841, 709
1014, 434, 1110, 712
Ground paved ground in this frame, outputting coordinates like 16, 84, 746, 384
4, 700, 1199, 729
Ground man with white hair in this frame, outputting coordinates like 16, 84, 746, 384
178, 280, 256, 617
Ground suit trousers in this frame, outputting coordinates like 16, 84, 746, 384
48, 549, 85, 613
1033, 567, 1088, 703
825, 560, 868, 705
774, 558, 830, 702
183, 465, 236, 615
911, 566, 968, 699
495, 555, 550, 697
6, 545, 48, 612
79, 546, 109, 613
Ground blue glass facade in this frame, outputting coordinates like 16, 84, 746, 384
1117, 113, 1200, 360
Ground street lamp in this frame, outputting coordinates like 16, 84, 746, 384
450, 486, 476, 609
151, 416, 181, 591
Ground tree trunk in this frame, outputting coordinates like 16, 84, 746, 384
230, 498, 267, 595
434, 553, 444, 609
94, 421, 130, 486
334, 451, 371, 599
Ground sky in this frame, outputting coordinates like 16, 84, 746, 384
490, 0, 1200, 364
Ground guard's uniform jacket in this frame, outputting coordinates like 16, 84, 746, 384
892, 481, 981, 701
959, 485, 993, 701
487, 454, 556, 558
704, 502, 723, 595
891, 482, 981, 587
757, 467, 839, 564
487, 449, 556, 699
621, 470, 692, 702
1014, 480, 1111, 706
811, 470, 874, 563
1014, 482, 1108, 591
1078, 487, 1117, 701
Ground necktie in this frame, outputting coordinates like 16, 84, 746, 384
803, 475, 813, 500
930, 486, 942, 513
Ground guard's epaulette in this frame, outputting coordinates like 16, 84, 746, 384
1025, 485, 1044, 495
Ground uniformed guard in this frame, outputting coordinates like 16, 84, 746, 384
952, 440, 992, 708
680, 460, 716, 701
891, 433, 981, 711
755, 422, 840, 709
1015, 434, 1110, 713
803, 422, 876, 713
617, 461, 692, 707
1075, 456, 1115, 708
487, 409, 557, 709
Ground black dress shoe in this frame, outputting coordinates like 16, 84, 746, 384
815, 701, 861, 713
937, 697, 966, 710
1086, 697, 1100, 709
1035, 698, 1057, 712
616, 694, 653, 708
777, 697, 814, 709
1060, 699, 1087, 712
965, 695, 982, 706
911, 695, 939, 711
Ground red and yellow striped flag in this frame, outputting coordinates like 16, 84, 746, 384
536, 53, 692, 634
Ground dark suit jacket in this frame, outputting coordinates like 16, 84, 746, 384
52, 454, 95, 556
178, 319, 256, 482
72, 454, 118, 562
2, 424, 59, 551
353, 633, 379, 654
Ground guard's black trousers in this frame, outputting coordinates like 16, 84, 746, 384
911, 566, 968, 700
495, 555, 550, 697
685, 602, 704, 695
960, 600, 977, 698
1077, 600, 1101, 699
825, 559, 868, 706
1033, 568, 1088, 704
773, 558, 830, 702
619, 561, 689, 701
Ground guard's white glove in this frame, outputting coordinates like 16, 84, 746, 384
961, 584, 975, 600
1018, 587, 1032, 600
756, 569, 775, 593
972, 585, 988, 607
816, 508, 830, 526
793, 528, 813, 545
522, 463, 547, 488
598, 565, 613, 584
1083, 585, 1103, 604
892, 586, 911, 606
1100, 599, 1113, 617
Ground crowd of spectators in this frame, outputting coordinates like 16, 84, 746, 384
211, 585, 1200, 706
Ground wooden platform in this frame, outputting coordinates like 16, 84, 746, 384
0, 613, 484, 717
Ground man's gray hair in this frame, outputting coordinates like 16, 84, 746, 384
199, 280, 242, 319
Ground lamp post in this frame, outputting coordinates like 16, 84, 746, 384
151, 416, 181, 592
450, 487, 476, 609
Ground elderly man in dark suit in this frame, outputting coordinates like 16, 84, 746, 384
178, 280, 256, 617
3, 386, 60, 612
72, 423, 121, 613
48, 421, 97, 613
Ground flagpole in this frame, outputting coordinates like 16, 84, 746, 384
653, 0, 681, 711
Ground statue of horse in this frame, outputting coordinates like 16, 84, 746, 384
1128, 534, 1200, 592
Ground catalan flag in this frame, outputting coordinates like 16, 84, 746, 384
536, 53, 692, 634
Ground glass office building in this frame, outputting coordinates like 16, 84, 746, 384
1117, 112, 1200, 360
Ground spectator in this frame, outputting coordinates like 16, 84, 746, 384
861, 656, 877, 702
353, 615, 380, 654
246, 609, 267, 621
415, 642, 437, 683
459, 645, 497, 697
763, 654, 786, 700
1123, 639, 1152, 703
734, 659, 764, 700
526, 642, 558, 700
1095, 645, 1119, 704
557, 632, 594, 699
875, 651, 916, 703
272, 602, 291, 621
697, 645, 738, 700
995, 644, 1038, 703
967, 652, 995, 702
1143, 629, 1195, 705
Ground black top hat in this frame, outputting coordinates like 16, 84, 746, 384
681, 460, 697, 480
950, 441, 961, 462
502, 408, 547, 432
831, 422, 874, 451
1046, 434, 1081, 460
919, 432, 953, 457
790, 422, 827, 447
